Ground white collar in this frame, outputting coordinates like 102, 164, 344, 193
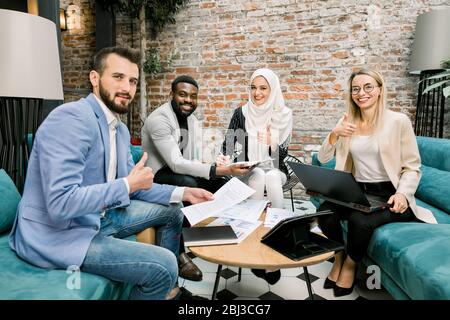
94, 94, 119, 128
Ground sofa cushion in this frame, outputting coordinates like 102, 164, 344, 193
311, 152, 335, 169
416, 165, 450, 216
367, 222, 450, 299
0, 169, 21, 234
0, 234, 131, 299
416, 136, 450, 171
416, 198, 450, 224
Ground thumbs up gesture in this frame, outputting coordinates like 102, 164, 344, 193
332, 113, 356, 138
127, 152, 154, 193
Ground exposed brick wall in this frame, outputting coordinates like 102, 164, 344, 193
60, 0, 95, 102
60, 0, 450, 195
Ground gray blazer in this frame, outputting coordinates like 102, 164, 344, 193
141, 102, 211, 179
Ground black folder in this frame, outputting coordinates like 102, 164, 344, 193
182, 225, 238, 247
261, 210, 344, 261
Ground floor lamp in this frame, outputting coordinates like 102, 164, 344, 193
409, 8, 450, 138
0, 9, 63, 193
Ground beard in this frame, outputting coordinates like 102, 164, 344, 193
171, 99, 197, 118
99, 82, 132, 115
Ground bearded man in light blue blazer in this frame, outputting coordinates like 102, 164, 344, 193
9, 47, 212, 300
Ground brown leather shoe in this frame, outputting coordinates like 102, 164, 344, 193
178, 252, 203, 281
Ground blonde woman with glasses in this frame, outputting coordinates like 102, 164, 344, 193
317, 68, 436, 297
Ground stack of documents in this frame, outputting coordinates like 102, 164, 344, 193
181, 177, 256, 226
181, 178, 270, 243
207, 217, 262, 243
214, 199, 268, 222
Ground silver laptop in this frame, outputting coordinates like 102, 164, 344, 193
287, 161, 389, 213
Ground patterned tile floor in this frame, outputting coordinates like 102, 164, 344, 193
181, 199, 394, 300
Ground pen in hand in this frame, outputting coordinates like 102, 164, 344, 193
216, 153, 231, 166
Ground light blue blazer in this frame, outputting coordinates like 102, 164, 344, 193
9, 94, 176, 269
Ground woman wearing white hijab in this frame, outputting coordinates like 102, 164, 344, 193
219, 68, 293, 209
217, 68, 293, 284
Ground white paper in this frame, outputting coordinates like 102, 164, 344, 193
310, 224, 323, 234
208, 217, 262, 243
264, 207, 300, 228
214, 199, 268, 222
181, 177, 256, 226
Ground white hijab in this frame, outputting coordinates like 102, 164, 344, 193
242, 68, 292, 162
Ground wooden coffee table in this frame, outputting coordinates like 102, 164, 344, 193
189, 217, 334, 300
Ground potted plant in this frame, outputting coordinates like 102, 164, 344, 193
422, 59, 450, 98
143, 48, 176, 76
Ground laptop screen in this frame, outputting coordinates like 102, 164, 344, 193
287, 161, 371, 206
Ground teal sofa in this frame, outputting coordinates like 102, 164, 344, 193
311, 136, 450, 300
0, 168, 136, 299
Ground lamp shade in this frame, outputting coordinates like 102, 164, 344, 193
409, 8, 450, 75
0, 9, 63, 99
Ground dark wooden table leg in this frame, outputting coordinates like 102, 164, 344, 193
212, 264, 223, 300
303, 266, 314, 300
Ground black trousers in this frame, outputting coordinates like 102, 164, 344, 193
317, 181, 416, 262
154, 166, 228, 254
154, 166, 228, 194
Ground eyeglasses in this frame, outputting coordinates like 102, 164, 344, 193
351, 84, 379, 95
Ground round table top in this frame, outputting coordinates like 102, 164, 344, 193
189, 218, 334, 269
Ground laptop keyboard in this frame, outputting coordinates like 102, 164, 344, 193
367, 197, 386, 207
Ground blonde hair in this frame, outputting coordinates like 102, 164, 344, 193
346, 68, 387, 133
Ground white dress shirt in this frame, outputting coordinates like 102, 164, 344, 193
349, 135, 390, 183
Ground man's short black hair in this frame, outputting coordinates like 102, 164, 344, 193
93, 47, 140, 75
171, 75, 199, 92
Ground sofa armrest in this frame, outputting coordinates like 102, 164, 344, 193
311, 152, 336, 168
130, 145, 143, 164
136, 227, 156, 244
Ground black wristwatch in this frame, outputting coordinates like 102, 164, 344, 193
209, 164, 218, 179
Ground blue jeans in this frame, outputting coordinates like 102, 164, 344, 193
81, 200, 184, 300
